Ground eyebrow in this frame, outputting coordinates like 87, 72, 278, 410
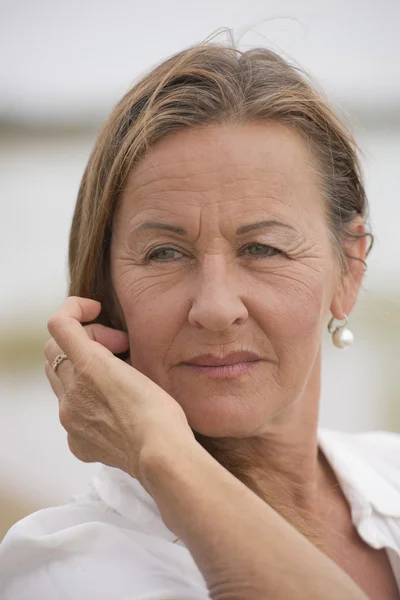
236, 220, 296, 235
133, 220, 296, 236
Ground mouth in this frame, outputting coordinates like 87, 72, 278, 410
180, 360, 261, 380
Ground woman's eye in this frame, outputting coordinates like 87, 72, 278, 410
242, 243, 281, 258
147, 247, 183, 262
146, 244, 281, 262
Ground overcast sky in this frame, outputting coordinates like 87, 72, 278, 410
1, 0, 399, 124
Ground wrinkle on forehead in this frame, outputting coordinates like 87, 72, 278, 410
124, 122, 318, 192
117, 123, 324, 236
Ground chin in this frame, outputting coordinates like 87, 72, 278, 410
179, 393, 268, 438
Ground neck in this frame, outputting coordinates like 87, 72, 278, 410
193, 354, 338, 558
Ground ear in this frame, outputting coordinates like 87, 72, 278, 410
330, 216, 368, 320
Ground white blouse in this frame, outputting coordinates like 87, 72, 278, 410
1, 428, 400, 599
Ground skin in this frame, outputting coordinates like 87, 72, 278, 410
109, 121, 367, 532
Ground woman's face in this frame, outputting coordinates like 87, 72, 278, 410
110, 122, 351, 437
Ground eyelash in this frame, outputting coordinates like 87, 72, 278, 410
145, 243, 283, 262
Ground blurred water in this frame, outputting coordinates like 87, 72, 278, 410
0, 369, 97, 507
0, 131, 94, 322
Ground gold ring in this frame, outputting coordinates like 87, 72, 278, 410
52, 353, 69, 372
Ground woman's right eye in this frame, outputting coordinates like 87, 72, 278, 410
146, 247, 183, 262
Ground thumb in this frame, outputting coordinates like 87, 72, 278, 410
84, 323, 130, 354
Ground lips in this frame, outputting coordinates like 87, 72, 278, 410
183, 350, 261, 367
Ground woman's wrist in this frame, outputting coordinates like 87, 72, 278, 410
136, 426, 202, 507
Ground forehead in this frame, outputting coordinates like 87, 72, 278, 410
120, 122, 322, 218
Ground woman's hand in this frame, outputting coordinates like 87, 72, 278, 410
44, 296, 194, 482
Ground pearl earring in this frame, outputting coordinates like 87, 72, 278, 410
327, 314, 354, 349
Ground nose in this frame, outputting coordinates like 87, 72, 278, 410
187, 255, 249, 331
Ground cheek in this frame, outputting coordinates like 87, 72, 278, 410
260, 264, 331, 373
268, 292, 322, 349
279, 283, 323, 332
259, 261, 330, 341
112, 268, 183, 380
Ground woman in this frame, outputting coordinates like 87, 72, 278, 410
1, 38, 399, 600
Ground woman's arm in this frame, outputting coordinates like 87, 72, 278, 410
44, 297, 368, 600
138, 432, 369, 600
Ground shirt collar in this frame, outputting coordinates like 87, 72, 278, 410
317, 428, 400, 519
91, 428, 400, 541
91, 464, 178, 542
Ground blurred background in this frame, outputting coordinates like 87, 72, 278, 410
0, 0, 399, 540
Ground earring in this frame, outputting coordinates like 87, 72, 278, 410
327, 314, 354, 349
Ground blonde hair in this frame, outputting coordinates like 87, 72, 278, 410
69, 33, 371, 558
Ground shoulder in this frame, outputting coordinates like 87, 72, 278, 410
318, 428, 400, 469
0, 484, 209, 600
318, 428, 400, 517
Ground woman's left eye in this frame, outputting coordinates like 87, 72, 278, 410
241, 243, 281, 258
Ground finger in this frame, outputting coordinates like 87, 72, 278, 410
45, 360, 65, 399
44, 337, 64, 363
44, 337, 74, 384
83, 323, 129, 354
47, 296, 108, 366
